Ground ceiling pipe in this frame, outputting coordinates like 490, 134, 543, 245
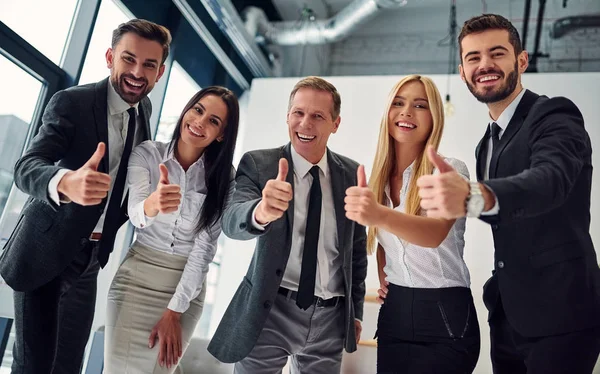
246, 0, 408, 46
528, 0, 548, 72
522, 0, 532, 51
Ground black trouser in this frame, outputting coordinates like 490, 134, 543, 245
490, 299, 600, 374
376, 284, 480, 374
11, 242, 100, 374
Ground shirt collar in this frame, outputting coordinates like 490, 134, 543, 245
161, 142, 205, 168
383, 160, 415, 201
107, 79, 139, 116
489, 87, 526, 132
290, 145, 329, 179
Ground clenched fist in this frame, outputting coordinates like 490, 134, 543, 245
57, 142, 111, 206
144, 164, 182, 217
254, 158, 293, 225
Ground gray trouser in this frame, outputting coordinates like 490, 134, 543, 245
234, 292, 345, 374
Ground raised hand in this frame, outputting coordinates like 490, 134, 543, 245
144, 164, 182, 217
254, 158, 293, 225
57, 142, 111, 206
417, 146, 468, 218
344, 165, 382, 227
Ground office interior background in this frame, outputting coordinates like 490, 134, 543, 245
0, 0, 599, 372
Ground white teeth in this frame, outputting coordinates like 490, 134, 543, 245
187, 124, 202, 137
396, 122, 416, 129
298, 133, 316, 141
125, 78, 143, 87
478, 75, 500, 82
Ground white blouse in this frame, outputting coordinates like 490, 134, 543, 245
377, 157, 472, 288
127, 140, 233, 312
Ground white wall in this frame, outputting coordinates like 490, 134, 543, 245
210, 72, 600, 373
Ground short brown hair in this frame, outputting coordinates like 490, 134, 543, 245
458, 14, 522, 61
288, 76, 342, 120
112, 19, 172, 64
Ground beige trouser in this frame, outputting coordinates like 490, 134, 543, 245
104, 242, 206, 374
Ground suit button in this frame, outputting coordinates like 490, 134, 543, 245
263, 301, 272, 309
275, 269, 283, 277
497, 260, 505, 269
98, 207, 104, 214
239, 222, 247, 230
492, 224, 499, 230
80, 238, 88, 246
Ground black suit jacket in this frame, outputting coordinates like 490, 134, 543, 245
207, 143, 368, 363
477, 89, 600, 337
0, 78, 151, 292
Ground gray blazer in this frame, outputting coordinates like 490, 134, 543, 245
0, 78, 151, 292
207, 143, 368, 363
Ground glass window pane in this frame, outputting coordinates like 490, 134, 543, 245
155, 62, 201, 143
79, 0, 130, 85
0, 54, 43, 245
0, 0, 79, 65
0, 54, 44, 369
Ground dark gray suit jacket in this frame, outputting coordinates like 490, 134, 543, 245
207, 143, 368, 363
0, 78, 151, 292
477, 89, 600, 337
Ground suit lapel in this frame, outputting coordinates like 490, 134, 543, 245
93, 78, 110, 173
327, 149, 347, 257
489, 90, 539, 178
475, 126, 490, 181
281, 144, 295, 236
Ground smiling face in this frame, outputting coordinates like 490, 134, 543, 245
459, 29, 528, 103
105, 32, 166, 105
179, 94, 227, 153
387, 80, 433, 146
287, 87, 341, 164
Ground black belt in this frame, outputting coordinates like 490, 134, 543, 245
278, 287, 343, 308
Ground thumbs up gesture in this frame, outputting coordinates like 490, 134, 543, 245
254, 158, 293, 225
416, 146, 469, 219
57, 142, 112, 206
144, 163, 182, 217
344, 165, 382, 227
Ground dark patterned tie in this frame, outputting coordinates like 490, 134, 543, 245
97, 107, 136, 268
296, 166, 322, 310
479, 122, 501, 180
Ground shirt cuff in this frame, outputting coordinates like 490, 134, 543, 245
251, 201, 268, 231
48, 169, 72, 206
355, 318, 362, 323
481, 189, 500, 216
167, 295, 189, 314
130, 199, 157, 228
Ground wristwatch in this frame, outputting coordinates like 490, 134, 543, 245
466, 182, 485, 217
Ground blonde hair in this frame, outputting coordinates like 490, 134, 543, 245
288, 76, 341, 120
366, 75, 445, 255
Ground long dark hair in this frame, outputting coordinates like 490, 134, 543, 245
169, 86, 239, 234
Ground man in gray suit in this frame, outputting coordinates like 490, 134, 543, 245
0, 19, 170, 374
208, 76, 368, 373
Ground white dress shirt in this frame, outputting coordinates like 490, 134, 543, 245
252, 147, 344, 299
377, 157, 472, 288
481, 88, 527, 216
48, 81, 143, 233
127, 140, 233, 313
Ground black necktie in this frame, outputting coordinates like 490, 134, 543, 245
479, 122, 501, 180
97, 107, 136, 267
486, 122, 501, 179
296, 166, 322, 310
490, 122, 501, 152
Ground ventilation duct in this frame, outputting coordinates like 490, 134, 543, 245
245, 0, 408, 46
551, 14, 600, 39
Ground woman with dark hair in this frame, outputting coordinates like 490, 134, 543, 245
104, 86, 239, 373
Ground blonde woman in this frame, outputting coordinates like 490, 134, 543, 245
345, 75, 480, 373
